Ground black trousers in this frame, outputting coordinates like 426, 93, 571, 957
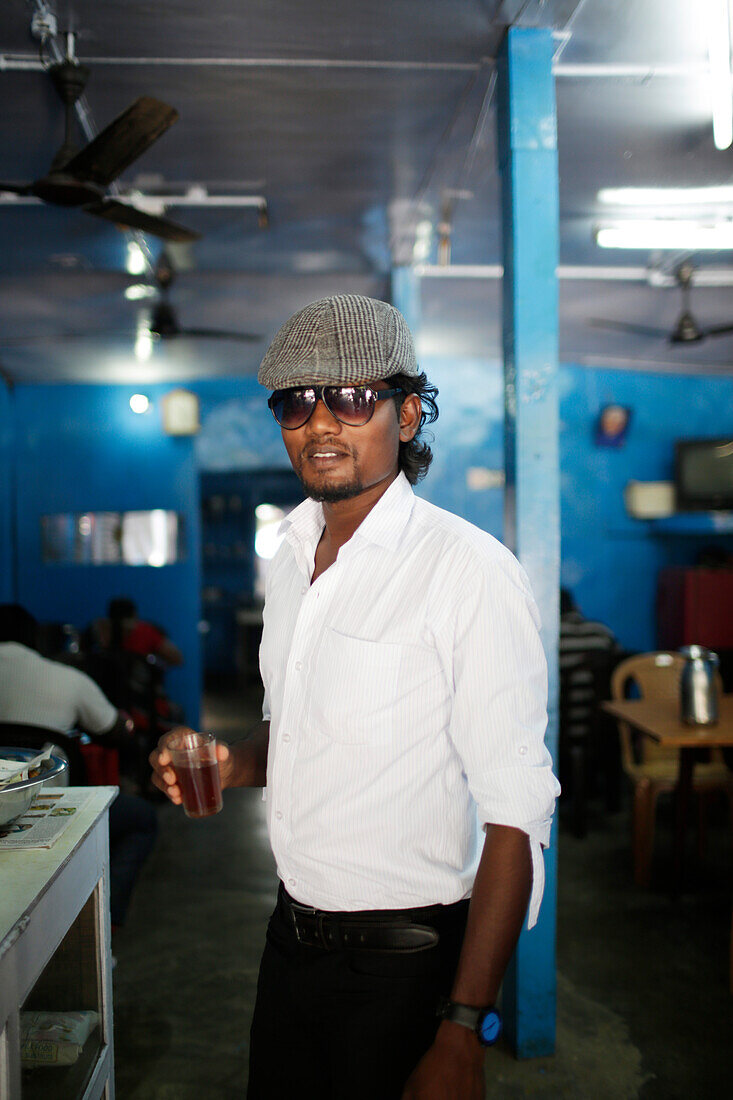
247, 885, 469, 1100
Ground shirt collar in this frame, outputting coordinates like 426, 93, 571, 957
280, 471, 415, 557
280, 494, 324, 551
350, 472, 415, 551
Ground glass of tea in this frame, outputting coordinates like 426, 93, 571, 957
162, 730, 223, 819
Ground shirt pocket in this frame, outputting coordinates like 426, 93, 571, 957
310, 628, 405, 746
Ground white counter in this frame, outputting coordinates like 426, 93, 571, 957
0, 786, 117, 1100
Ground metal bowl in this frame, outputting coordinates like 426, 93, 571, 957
0, 748, 69, 826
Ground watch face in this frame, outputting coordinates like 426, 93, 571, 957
477, 1009, 501, 1046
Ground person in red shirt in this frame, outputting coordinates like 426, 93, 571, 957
99, 597, 184, 667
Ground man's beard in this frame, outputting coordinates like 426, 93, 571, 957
297, 472, 364, 503
293, 446, 364, 503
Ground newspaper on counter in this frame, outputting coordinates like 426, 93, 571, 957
0, 789, 95, 849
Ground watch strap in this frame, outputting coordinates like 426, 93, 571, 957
437, 999, 483, 1031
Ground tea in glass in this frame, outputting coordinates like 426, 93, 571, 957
162, 730, 223, 819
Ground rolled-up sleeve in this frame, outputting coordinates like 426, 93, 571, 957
444, 551, 560, 929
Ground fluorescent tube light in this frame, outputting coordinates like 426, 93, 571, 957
134, 330, 153, 362
707, 0, 733, 150
125, 283, 156, 301
594, 219, 733, 250
598, 186, 733, 206
126, 241, 146, 276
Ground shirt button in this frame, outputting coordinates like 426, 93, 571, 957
294, 660, 303, 671
301, 586, 307, 595
283, 734, 291, 743
276, 811, 283, 820
519, 745, 528, 756
289, 878, 296, 887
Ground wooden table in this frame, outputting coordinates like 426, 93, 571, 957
602, 696, 733, 892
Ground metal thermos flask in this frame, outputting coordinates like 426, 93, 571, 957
679, 645, 719, 726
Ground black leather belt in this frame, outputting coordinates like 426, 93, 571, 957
280, 888, 441, 953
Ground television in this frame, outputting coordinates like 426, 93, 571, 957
675, 437, 733, 511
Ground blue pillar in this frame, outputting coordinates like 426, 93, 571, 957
391, 266, 421, 335
497, 27, 560, 1058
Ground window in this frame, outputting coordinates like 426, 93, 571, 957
40, 511, 185, 566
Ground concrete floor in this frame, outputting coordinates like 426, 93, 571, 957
113, 689, 733, 1099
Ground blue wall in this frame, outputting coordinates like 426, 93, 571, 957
194, 378, 284, 471
560, 366, 733, 652
417, 358, 505, 536
4, 364, 732, 728
192, 363, 506, 528
11, 384, 202, 728
426, 360, 733, 651
423, 361, 733, 653
194, 362, 733, 654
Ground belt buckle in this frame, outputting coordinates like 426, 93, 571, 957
290, 901, 317, 945
316, 912, 334, 950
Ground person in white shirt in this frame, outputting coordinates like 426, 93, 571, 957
151, 294, 560, 1100
0, 604, 122, 741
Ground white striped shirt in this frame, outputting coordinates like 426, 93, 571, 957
260, 473, 559, 928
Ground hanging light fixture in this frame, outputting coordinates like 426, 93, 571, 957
707, 0, 733, 150
594, 219, 733, 249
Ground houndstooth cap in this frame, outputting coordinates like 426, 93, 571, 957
258, 294, 419, 389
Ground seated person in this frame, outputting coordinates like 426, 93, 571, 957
560, 588, 618, 657
0, 603, 157, 929
96, 597, 184, 667
558, 590, 624, 827
0, 604, 130, 742
88, 598, 185, 741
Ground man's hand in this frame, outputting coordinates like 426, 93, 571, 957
401, 1023, 485, 1100
149, 728, 234, 806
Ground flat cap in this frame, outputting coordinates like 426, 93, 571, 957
258, 293, 418, 390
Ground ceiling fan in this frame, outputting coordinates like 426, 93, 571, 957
137, 251, 262, 344
0, 45, 199, 243
590, 263, 733, 344
0, 256, 262, 350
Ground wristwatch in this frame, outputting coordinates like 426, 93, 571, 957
436, 997, 502, 1047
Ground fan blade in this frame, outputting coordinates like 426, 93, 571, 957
702, 322, 733, 338
62, 97, 178, 187
169, 328, 262, 342
589, 319, 669, 339
0, 182, 34, 195
85, 199, 200, 242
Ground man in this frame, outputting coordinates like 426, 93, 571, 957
0, 603, 157, 928
151, 294, 560, 1099
0, 604, 128, 742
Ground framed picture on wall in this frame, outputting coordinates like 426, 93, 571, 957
595, 404, 631, 448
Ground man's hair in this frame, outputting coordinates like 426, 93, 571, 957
108, 597, 137, 621
0, 604, 39, 649
108, 596, 137, 651
386, 371, 439, 485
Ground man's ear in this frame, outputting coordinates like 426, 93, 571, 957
399, 394, 422, 443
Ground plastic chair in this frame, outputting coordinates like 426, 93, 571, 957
611, 652, 732, 887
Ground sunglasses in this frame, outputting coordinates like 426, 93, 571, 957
268, 385, 402, 430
